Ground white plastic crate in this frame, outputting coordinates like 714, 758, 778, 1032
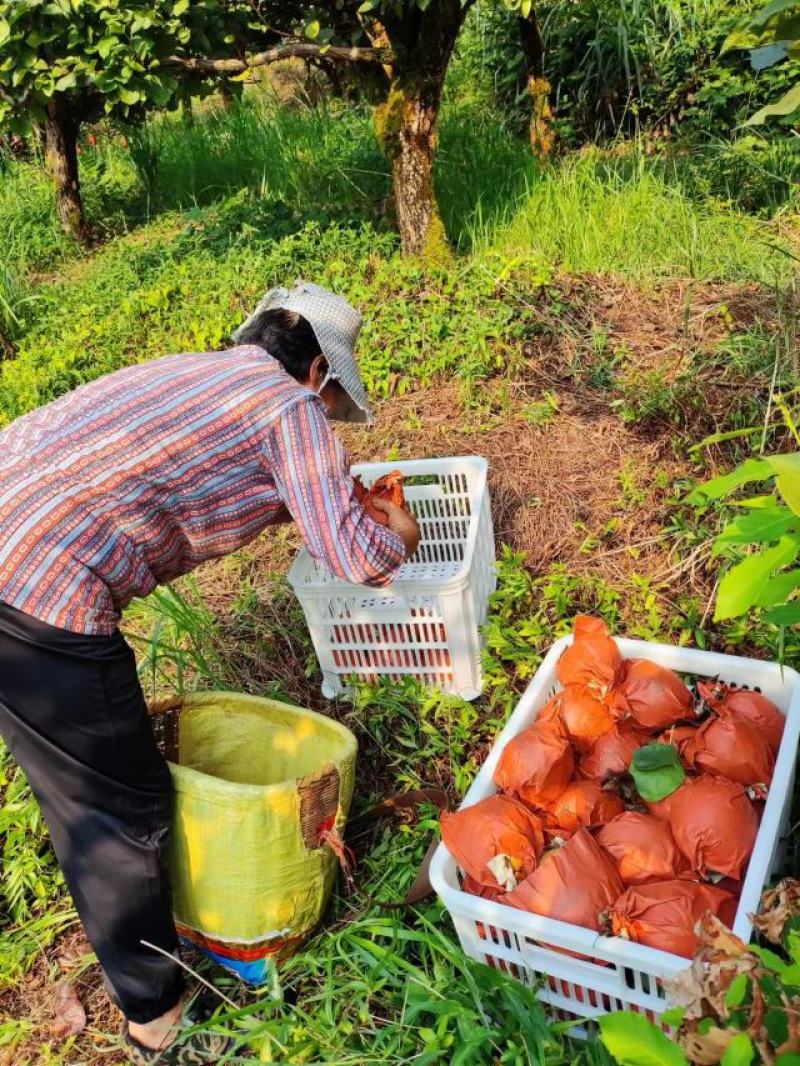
429, 636, 800, 1027
288, 456, 496, 700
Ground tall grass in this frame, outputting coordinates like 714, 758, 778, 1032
476, 150, 797, 282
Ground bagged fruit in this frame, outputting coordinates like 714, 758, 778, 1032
440, 795, 544, 893
533, 694, 568, 736
494, 725, 574, 808
668, 776, 759, 880
580, 722, 647, 780
609, 878, 737, 958
505, 828, 623, 930
547, 779, 624, 833
559, 686, 616, 751
615, 659, 693, 731
462, 874, 502, 902
697, 680, 784, 755
556, 616, 621, 694
677, 715, 775, 797
596, 812, 687, 885
354, 470, 407, 527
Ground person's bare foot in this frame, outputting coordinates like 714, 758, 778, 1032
128, 998, 183, 1051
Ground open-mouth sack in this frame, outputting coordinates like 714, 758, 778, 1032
149, 691, 357, 984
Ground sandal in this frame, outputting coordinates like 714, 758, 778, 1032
125, 991, 233, 1064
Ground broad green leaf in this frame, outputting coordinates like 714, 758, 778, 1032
746, 83, 800, 125
173, 0, 190, 14
97, 36, 118, 59
631, 744, 685, 802
768, 454, 800, 515
712, 506, 798, 557
714, 536, 800, 621
752, 0, 800, 27
0, 18, 10, 46
304, 19, 321, 39
750, 41, 790, 68
749, 943, 788, 974
721, 1033, 754, 1066
55, 70, 77, 90
725, 973, 749, 1008
687, 458, 774, 505
734, 495, 780, 508
757, 568, 800, 606
660, 1006, 686, 1027
118, 87, 140, 105
776, 1053, 800, 1065
764, 601, 800, 625
599, 1011, 688, 1066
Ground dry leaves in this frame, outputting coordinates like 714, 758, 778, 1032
752, 878, 800, 944
51, 980, 86, 1039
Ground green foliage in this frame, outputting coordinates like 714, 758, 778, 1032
599, 1011, 688, 1065
0, 0, 245, 131
724, 0, 800, 125
690, 449, 800, 622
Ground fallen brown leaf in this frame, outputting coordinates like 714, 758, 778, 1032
51, 980, 86, 1039
679, 1023, 736, 1065
752, 879, 800, 945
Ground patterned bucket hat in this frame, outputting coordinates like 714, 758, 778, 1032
234, 281, 373, 424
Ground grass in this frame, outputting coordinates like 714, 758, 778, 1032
0, 85, 799, 1063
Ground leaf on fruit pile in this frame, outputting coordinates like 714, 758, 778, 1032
51, 980, 86, 1039
752, 879, 800, 944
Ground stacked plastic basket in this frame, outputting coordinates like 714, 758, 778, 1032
289, 456, 496, 700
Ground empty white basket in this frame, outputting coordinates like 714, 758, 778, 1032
288, 456, 496, 700
430, 635, 800, 1028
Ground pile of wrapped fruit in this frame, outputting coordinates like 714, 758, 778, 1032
440, 618, 786, 959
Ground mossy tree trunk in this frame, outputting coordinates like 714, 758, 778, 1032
43, 95, 90, 245
374, 1, 472, 259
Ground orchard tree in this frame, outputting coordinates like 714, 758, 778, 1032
0, 0, 250, 243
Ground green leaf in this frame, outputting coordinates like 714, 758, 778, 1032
776, 1053, 800, 1065
749, 944, 788, 974
660, 1006, 687, 1028
746, 83, 800, 125
631, 744, 685, 802
97, 36, 118, 59
173, 0, 190, 14
768, 454, 800, 515
749, 41, 790, 69
358, 0, 380, 11
687, 458, 774, 505
725, 974, 749, 1008
55, 71, 77, 91
757, 568, 800, 606
764, 601, 800, 625
599, 1011, 688, 1066
712, 506, 798, 557
304, 19, 321, 40
721, 1034, 754, 1066
118, 87, 140, 105
0, 18, 10, 46
714, 536, 800, 621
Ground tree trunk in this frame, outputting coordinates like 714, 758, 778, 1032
44, 96, 90, 245
518, 10, 555, 163
374, 2, 471, 259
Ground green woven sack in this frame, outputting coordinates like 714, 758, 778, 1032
149, 691, 357, 983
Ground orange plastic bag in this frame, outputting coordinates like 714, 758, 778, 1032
533, 695, 568, 736
494, 725, 574, 808
462, 873, 502, 902
504, 828, 623, 930
596, 812, 688, 885
615, 659, 693, 732
546, 779, 624, 833
559, 686, 616, 751
579, 722, 648, 780
354, 470, 406, 527
440, 795, 544, 893
697, 680, 785, 755
668, 775, 759, 880
609, 878, 737, 958
556, 616, 621, 694
677, 715, 775, 797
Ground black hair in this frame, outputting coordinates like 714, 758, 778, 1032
235, 307, 323, 381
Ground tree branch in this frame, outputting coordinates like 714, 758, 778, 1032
162, 42, 388, 74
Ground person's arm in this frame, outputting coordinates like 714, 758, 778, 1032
263, 397, 411, 586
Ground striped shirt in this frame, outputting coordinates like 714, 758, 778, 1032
0, 345, 405, 635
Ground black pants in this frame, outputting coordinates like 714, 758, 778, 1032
0, 602, 184, 1023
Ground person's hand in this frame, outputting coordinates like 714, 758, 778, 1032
369, 498, 421, 559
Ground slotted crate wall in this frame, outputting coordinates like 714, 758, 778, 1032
430, 635, 800, 1029
288, 457, 496, 700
